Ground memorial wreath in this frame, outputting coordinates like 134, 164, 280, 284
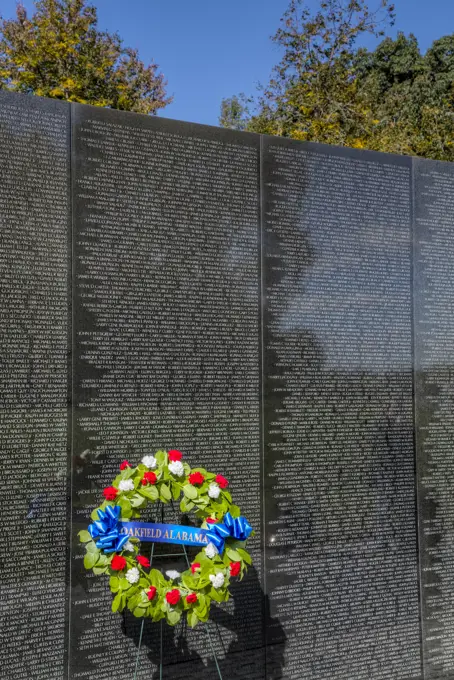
79, 450, 254, 628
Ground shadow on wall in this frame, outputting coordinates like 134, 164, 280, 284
122, 565, 286, 680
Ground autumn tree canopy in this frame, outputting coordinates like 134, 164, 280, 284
0, 0, 171, 114
220, 0, 454, 161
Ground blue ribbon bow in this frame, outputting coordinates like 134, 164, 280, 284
205, 512, 253, 553
88, 505, 130, 554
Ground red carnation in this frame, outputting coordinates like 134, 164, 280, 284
189, 471, 205, 486
142, 471, 157, 485
215, 475, 229, 489
137, 555, 151, 568
147, 586, 157, 601
191, 562, 201, 574
120, 460, 131, 470
230, 562, 241, 577
103, 486, 118, 501
186, 593, 198, 604
165, 589, 181, 606
111, 555, 127, 571
168, 450, 182, 462
206, 518, 217, 524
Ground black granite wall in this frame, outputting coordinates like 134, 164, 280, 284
1, 89, 454, 679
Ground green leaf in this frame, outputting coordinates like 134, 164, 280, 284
112, 592, 122, 613
195, 603, 207, 618
118, 497, 132, 518
131, 493, 146, 508
180, 498, 195, 513
160, 483, 171, 501
152, 608, 164, 622
172, 483, 181, 501
229, 505, 241, 519
237, 549, 252, 565
140, 486, 159, 501
155, 450, 167, 465
166, 609, 181, 626
128, 595, 139, 612
225, 548, 242, 562
209, 587, 225, 603
183, 484, 198, 500
85, 541, 99, 554
90, 507, 102, 521
187, 610, 199, 628
150, 569, 165, 586
138, 590, 150, 606
133, 607, 145, 618
182, 574, 197, 589
110, 576, 120, 592
194, 497, 208, 509
78, 530, 92, 543
84, 552, 97, 569
196, 607, 210, 623
93, 566, 108, 575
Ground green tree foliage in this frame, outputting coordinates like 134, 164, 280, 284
354, 33, 454, 158
0, 0, 171, 114
221, 0, 454, 160
219, 94, 250, 131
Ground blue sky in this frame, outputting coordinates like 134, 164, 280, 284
2, 0, 454, 126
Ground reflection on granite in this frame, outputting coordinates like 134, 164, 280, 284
2, 89, 454, 680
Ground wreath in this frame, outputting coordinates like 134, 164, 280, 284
78, 450, 254, 628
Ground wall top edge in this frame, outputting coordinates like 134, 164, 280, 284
0, 88, 70, 116
1, 88, 452, 168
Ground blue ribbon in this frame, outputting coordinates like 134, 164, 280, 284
205, 512, 253, 553
88, 505, 130, 554
119, 521, 210, 546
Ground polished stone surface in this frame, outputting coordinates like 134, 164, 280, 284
414, 158, 454, 679
70, 105, 263, 679
3, 90, 454, 679
0, 91, 71, 680
262, 138, 421, 679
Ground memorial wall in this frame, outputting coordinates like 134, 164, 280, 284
1, 89, 454, 680
262, 140, 421, 680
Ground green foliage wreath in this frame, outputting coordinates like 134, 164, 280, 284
78, 450, 254, 628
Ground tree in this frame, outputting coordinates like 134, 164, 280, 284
221, 0, 396, 145
219, 94, 250, 131
0, 0, 171, 114
354, 32, 454, 158
220, 0, 454, 161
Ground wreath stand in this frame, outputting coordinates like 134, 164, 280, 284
132, 501, 224, 680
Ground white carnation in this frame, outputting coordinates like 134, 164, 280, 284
204, 542, 218, 559
165, 570, 181, 581
142, 455, 157, 469
209, 572, 225, 589
168, 460, 184, 477
119, 479, 134, 492
125, 567, 140, 584
208, 483, 220, 499
124, 541, 135, 552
